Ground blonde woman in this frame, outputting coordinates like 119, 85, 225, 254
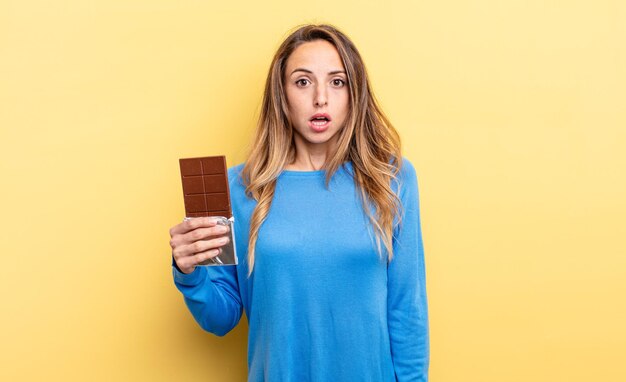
169, 24, 429, 381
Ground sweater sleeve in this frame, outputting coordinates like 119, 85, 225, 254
388, 159, 430, 381
173, 261, 243, 337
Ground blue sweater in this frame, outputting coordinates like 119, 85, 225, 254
173, 159, 429, 381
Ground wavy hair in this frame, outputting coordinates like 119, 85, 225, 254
241, 24, 403, 275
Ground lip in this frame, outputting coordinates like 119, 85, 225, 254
309, 113, 332, 121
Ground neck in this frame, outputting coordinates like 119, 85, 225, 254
285, 134, 339, 171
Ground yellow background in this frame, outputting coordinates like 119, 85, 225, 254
1, 0, 625, 381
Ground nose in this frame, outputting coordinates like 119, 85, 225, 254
314, 84, 328, 107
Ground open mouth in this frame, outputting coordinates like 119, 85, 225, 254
309, 114, 331, 126
310, 117, 329, 126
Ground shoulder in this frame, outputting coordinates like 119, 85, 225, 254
228, 163, 245, 180
227, 163, 258, 214
398, 156, 417, 181
393, 157, 420, 199
227, 163, 246, 193
395, 156, 418, 185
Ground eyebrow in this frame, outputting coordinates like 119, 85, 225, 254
290, 68, 346, 76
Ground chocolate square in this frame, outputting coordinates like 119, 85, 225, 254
182, 176, 205, 194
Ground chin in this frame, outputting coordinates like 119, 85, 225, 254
293, 126, 342, 147
305, 133, 337, 145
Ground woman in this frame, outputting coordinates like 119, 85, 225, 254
169, 24, 429, 381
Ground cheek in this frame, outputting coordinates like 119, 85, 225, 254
292, 96, 311, 116
335, 88, 349, 103
337, 92, 349, 116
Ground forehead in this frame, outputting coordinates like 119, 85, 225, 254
285, 39, 345, 73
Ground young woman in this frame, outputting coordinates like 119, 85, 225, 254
169, 24, 429, 381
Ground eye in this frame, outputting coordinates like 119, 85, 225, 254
295, 79, 310, 87
332, 78, 346, 87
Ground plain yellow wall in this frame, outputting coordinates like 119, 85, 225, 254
1, 0, 625, 381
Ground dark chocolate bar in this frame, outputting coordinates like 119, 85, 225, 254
179, 156, 232, 218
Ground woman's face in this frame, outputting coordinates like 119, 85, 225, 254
283, 39, 349, 154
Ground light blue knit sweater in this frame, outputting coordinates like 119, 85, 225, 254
173, 159, 429, 381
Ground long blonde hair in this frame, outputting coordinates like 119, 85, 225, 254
241, 24, 403, 275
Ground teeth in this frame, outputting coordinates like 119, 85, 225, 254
312, 120, 328, 126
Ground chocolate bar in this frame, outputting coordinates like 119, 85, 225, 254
178, 155, 238, 266
179, 155, 232, 218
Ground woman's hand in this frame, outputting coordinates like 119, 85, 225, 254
169, 217, 231, 274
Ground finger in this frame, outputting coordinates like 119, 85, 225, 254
170, 224, 230, 248
169, 216, 219, 236
173, 235, 230, 259
191, 247, 222, 266
181, 224, 230, 245
178, 247, 222, 271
